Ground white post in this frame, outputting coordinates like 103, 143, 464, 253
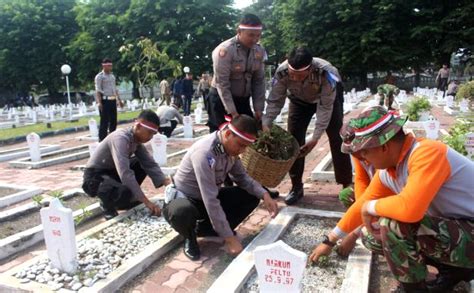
65, 75, 71, 105
88, 118, 98, 138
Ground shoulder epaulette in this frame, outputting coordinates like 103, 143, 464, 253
277, 69, 289, 80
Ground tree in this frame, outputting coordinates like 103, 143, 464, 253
0, 0, 78, 97
119, 38, 181, 98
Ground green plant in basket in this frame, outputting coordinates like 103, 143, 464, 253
406, 97, 432, 121
251, 125, 297, 160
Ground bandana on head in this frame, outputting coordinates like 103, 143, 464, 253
219, 116, 256, 143
136, 121, 158, 133
238, 24, 263, 30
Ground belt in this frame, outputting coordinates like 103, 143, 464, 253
102, 95, 117, 100
209, 87, 250, 100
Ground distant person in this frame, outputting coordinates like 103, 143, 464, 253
172, 76, 183, 109
377, 83, 399, 110
94, 58, 124, 141
446, 80, 459, 96
182, 73, 194, 116
197, 73, 210, 108
156, 103, 183, 137
82, 110, 169, 220
436, 64, 450, 96
159, 78, 171, 106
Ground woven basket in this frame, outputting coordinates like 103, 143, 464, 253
241, 135, 300, 188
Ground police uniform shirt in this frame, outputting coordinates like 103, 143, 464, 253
95, 70, 118, 97
173, 132, 266, 238
156, 105, 183, 126
211, 36, 266, 115
85, 127, 166, 201
263, 57, 338, 141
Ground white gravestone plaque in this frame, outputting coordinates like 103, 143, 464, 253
446, 96, 454, 108
460, 99, 469, 113
152, 133, 168, 166
88, 118, 99, 138
194, 107, 203, 124
465, 133, 474, 160
183, 116, 193, 139
423, 119, 440, 140
32, 110, 37, 123
26, 132, 41, 162
254, 240, 307, 293
15, 115, 20, 125
40, 198, 78, 274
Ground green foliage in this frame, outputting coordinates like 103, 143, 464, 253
456, 81, 474, 101
443, 121, 472, 156
251, 125, 297, 160
406, 97, 432, 121
48, 190, 63, 204
32, 194, 44, 206
74, 202, 93, 225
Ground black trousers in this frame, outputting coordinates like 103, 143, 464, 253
287, 83, 352, 187
99, 99, 117, 141
159, 120, 178, 138
207, 88, 253, 132
82, 157, 146, 210
162, 187, 259, 239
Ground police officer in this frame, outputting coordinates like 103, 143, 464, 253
263, 47, 353, 205
95, 58, 124, 141
156, 103, 183, 137
207, 13, 266, 131
82, 110, 169, 220
162, 115, 278, 261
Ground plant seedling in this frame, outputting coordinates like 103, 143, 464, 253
32, 194, 44, 206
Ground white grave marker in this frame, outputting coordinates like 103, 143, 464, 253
26, 132, 41, 162
151, 133, 168, 166
88, 142, 99, 157
423, 118, 440, 140
460, 99, 469, 113
183, 116, 193, 138
88, 118, 99, 138
15, 115, 20, 125
254, 240, 307, 293
465, 132, 474, 160
49, 109, 55, 122
32, 110, 37, 123
40, 198, 78, 274
194, 107, 203, 124
7, 110, 12, 120
446, 96, 454, 108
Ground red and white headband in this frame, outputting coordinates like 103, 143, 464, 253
136, 121, 158, 133
354, 111, 396, 137
102, 62, 113, 66
238, 24, 263, 30
219, 116, 256, 143
288, 63, 311, 72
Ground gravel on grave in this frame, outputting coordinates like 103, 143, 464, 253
0, 187, 20, 197
13, 208, 173, 292
242, 215, 347, 293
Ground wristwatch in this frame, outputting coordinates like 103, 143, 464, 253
321, 235, 337, 247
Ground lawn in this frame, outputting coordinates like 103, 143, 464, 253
0, 111, 141, 140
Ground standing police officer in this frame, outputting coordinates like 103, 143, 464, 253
207, 14, 266, 131
263, 47, 353, 205
95, 58, 123, 141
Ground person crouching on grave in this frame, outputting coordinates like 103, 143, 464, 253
156, 103, 183, 137
309, 106, 474, 292
162, 115, 279, 261
82, 110, 170, 220
377, 83, 399, 110
335, 118, 377, 257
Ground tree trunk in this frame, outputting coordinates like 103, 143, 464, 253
132, 80, 140, 100
359, 70, 368, 90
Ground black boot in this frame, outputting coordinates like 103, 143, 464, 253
99, 201, 118, 220
263, 186, 279, 199
427, 263, 474, 292
183, 232, 200, 261
284, 184, 304, 205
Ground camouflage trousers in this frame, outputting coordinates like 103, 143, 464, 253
361, 215, 474, 283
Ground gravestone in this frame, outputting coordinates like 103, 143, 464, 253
183, 116, 193, 138
7, 110, 12, 120
423, 118, 440, 140
40, 198, 78, 274
275, 113, 283, 123
88, 142, 99, 157
465, 133, 474, 160
446, 96, 454, 108
26, 132, 41, 162
460, 99, 469, 113
49, 109, 55, 122
194, 107, 203, 124
15, 115, 20, 125
254, 240, 307, 293
151, 133, 168, 166
68, 108, 73, 121
88, 118, 99, 138
32, 110, 37, 124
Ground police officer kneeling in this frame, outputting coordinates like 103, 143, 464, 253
163, 115, 279, 261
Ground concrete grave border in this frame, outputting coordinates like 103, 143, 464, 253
0, 197, 181, 293
9, 145, 90, 169
0, 145, 61, 162
310, 152, 335, 182
208, 207, 372, 293
0, 183, 43, 209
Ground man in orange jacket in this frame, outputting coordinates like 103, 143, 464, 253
309, 106, 474, 292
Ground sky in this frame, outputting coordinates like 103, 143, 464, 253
233, 0, 254, 9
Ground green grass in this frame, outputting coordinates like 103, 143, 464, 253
0, 111, 141, 140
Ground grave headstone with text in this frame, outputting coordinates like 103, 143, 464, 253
254, 240, 307, 293
465, 133, 474, 160
26, 132, 41, 162
88, 118, 99, 138
151, 133, 168, 166
40, 198, 78, 274
423, 117, 440, 140
183, 116, 193, 138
